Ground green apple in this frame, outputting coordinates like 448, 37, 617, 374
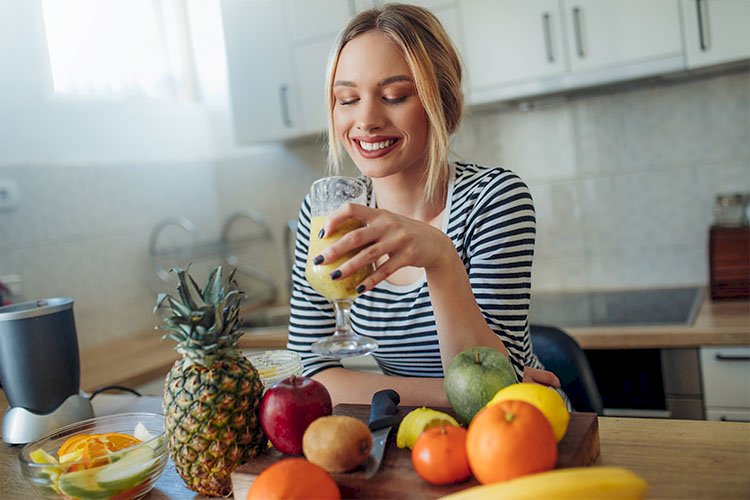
444, 346, 518, 424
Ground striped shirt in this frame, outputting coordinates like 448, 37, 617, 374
287, 162, 542, 380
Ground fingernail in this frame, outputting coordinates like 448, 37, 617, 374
356, 284, 366, 294
330, 269, 342, 280
313, 255, 324, 265
318, 228, 325, 238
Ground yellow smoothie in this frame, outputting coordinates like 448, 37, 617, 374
306, 216, 373, 301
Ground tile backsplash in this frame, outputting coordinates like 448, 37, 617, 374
0, 70, 747, 349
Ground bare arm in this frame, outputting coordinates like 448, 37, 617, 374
312, 367, 449, 407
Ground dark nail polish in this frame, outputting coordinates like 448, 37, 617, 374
330, 269, 342, 280
356, 284, 366, 294
318, 228, 325, 238
313, 255, 324, 265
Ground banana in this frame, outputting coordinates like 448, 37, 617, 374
439, 466, 647, 500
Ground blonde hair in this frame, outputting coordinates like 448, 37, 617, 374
325, 3, 463, 202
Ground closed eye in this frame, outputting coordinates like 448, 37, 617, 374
338, 98, 359, 106
383, 96, 407, 104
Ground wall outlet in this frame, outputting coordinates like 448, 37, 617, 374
0, 179, 20, 212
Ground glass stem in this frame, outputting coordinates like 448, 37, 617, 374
333, 300, 353, 336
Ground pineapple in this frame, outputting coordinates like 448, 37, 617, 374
155, 266, 266, 496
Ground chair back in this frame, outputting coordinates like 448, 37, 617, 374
530, 324, 604, 415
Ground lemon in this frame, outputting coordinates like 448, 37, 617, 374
30, 448, 58, 465
396, 407, 460, 449
30, 448, 62, 494
487, 383, 570, 442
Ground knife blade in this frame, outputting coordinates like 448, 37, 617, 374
362, 389, 401, 479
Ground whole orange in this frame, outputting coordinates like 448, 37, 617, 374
466, 400, 557, 484
246, 458, 340, 500
411, 425, 471, 485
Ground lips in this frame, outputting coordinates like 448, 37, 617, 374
352, 136, 400, 159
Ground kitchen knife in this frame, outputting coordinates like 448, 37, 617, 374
363, 389, 401, 479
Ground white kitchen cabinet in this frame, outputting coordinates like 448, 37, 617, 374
681, 0, 750, 69
292, 39, 332, 136
286, 0, 354, 44
460, 0, 685, 104
461, 0, 567, 90
221, 0, 302, 142
700, 346, 750, 423
562, 0, 683, 73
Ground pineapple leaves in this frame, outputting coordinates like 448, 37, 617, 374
203, 266, 223, 304
155, 265, 247, 359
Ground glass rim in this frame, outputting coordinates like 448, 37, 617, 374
311, 175, 367, 187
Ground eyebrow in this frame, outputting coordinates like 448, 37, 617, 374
333, 75, 413, 88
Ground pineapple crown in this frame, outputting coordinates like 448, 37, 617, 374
154, 266, 244, 364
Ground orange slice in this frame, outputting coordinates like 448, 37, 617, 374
57, 433, 92, 456
58, 432, 142, 470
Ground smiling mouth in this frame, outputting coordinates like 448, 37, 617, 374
354, 138, 399, 157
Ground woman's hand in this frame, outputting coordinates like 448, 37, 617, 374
522, 366, 561, 388
314, 203, 453, 292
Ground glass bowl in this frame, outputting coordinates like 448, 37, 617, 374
18, 412, 168, 499
246, 349, 303, 391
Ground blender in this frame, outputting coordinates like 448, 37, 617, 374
0, 298, 93, 444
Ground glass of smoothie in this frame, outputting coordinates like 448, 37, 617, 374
306, 176, 378, 357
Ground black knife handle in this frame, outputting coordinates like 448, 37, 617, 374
369, 389, 401, 431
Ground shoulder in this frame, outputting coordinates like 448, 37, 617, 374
453, 162, 532, 205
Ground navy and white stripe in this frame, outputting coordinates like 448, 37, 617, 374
287, 163, 542, 380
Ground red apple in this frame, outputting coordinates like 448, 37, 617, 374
259, 375, 333, 455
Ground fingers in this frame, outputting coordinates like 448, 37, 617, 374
523, 367, 561, 388
353, 252, 411, 293
321, 202, 372, 238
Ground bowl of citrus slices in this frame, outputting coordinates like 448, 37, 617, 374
18, 413, 168, 499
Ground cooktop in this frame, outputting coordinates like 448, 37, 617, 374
529, 286, 704, 327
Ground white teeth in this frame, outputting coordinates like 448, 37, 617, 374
359, 139, 396, 151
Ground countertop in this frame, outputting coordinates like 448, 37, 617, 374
1, 394, 748, 499
78, 296, 750, 393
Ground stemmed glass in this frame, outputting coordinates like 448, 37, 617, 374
305, 176, 378, 357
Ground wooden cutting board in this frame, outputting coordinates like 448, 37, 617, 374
231, 405, 600, 499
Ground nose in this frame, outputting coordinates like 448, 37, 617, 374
355, 97, 385, 133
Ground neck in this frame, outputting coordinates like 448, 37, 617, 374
370, 167, 449, 223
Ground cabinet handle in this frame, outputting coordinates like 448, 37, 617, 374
572, 7, 585, 58
279, 84, 292, 128
696, 0, 709, 51
715, 353, 750, 361
542, 13, 554, 63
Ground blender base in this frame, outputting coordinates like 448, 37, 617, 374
2, 393, 94, 445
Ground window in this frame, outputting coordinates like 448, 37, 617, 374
41, 0, 198, 101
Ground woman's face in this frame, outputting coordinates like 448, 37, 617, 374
332, 30, 429, 180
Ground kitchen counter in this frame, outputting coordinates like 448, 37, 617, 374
78, 296, 749, 393
1, 394, 748, 499
569, 297, 750, 349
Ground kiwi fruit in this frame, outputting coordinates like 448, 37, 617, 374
302, 416, 372, 473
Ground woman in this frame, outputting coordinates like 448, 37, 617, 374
287, 3, 559, 406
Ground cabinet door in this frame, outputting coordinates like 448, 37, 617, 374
562, 0, 683, 73
286, 0, 353, 44
460, 0, 567, 90
221, 0, 301, 142
293, 39, 332, 136
681, 0, 750, 68
700, 346, 750, 409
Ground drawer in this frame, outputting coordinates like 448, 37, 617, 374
700, 346, 750, 409
705, 408, 750, 423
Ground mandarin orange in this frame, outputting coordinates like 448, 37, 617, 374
466, 400, 557, 484
411, 425, 471, 485
247, 458, 340, 500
